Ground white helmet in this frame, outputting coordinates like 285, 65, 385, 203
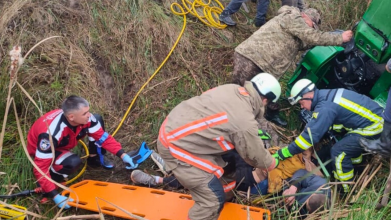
288, 79, 315, 105
251, 73, 281, 103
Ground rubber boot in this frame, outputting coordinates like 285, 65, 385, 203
264, 103, 287, 127
360, 120, 391, 156
219, 11, 236, 26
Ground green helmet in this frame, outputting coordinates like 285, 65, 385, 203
288, 79, 315, 105
251, 73, 281, 103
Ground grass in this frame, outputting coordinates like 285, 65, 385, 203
0, 0, 387, 219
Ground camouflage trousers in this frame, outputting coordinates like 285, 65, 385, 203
231, 52, 263, 86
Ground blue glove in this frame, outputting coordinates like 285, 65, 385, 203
122, 154, 138, 169
53, 194, 73, 209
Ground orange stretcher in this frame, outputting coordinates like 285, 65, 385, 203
62, 180, 270, 220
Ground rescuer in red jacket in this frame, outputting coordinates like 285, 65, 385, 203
27, 95, 134, 209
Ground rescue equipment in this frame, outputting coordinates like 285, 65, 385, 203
62, 180, 271, 220
124, 142, 153, 169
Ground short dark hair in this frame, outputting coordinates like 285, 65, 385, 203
61, 95, 89, 115
306, 194, 330, 214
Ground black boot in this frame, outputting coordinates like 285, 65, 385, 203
360, 120, 391, 156
264, 103, 287, 127
87, 155, 115, 169
219, 11, 236, 26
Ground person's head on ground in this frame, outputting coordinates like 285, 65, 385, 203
288, 79, 316, 110
306, 193, 330, 214
250, 73, 281, 106
61, 95, 91, 126
301, 8, 321, 30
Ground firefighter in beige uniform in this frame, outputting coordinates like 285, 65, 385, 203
157, 73, 280, 220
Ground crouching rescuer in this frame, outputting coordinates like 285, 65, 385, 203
156, 73, 281, 220
27, 95, 136, 209
274, 79, 383, 193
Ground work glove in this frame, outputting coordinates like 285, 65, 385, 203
272, 155, 280, 168
122, 154, 138, 170
258, 129, 271, 140
53, 194, 73, 209
273, 147, 293, 161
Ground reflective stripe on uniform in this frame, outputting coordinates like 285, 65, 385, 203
214, 136, 234, 151
334, 152, 354, 181
351, 154, 362, 164
55, 152, 73, 165
35, 151, 54, 159
159, 114, 228, 178
333, 89, 383, 136
223, 181, 236, 192
167, 144, 224, 177
165, 112, 228, 142
294, 135, 312, 150
238, 87, 249, 96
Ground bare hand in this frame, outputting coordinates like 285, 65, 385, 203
283, 185, 298, 206
342, 30, 353, 43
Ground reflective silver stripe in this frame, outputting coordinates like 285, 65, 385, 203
48, 113, 63, 138
55, 152, 74, 165
215, 136, 233, 151
53, 122, 67, 141
333, 89, 344, 104
35, 151, 54, 159
168, 146, 223, 178
221, 140, 233, 150
351, 154, 362, 164
88, 123, 101, 134
166, 115, 228, 140
88, 136, 96, 141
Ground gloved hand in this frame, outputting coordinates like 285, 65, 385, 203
258, 129, 271, 140
122, 154, 138, 169
272, 155, 280, 168
273, 147, 293, 161
53, 194, 73, 209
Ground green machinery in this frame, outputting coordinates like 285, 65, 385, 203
287, 0, 391, 108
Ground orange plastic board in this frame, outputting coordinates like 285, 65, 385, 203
62, 180, 271, 220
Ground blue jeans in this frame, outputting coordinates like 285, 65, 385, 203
223, 0, 270, 21
250, 179, 268, 195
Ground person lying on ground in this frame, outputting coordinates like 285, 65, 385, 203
27, 95, 135, 209
131, 149, 330, 215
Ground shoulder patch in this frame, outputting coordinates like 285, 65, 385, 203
39, 138, 51, 151
238, 87, 249, 96
312, 112, 319, 119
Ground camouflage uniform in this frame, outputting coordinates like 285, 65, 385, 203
233, 6, 344, 84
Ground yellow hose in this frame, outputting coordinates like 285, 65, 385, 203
67, 1, 190, 184
171, 0, 227, 29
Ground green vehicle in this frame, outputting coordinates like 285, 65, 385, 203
287, 0, 391, 108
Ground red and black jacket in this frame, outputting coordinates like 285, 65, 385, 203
27, 109, 124, 197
